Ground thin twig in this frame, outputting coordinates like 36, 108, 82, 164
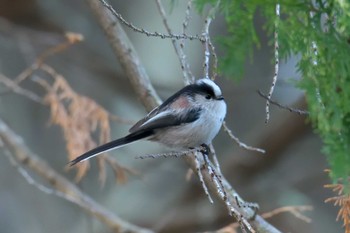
0, 118, 153, 233
3, 146, 65, 196
135, 149, 195, 159
261, 205, 313, 223
222, 121, 266, 154
194, 152, 214, 204
225, 198, 253, 233
208, 38, 218, 80
202, 36, 210, 79
266, 3, 280, 123
154, 0, 192, 84
258, 90, 309, 115
217, 205, 312, 232
209, 143, 222, 174
181, 0, 195, 83
0, 73, 44, 104
206, 161, 228, 204
182, 0, 193, 34
99, 0, 204, 42
200, 146, 227, 204
201, 0, 220, 79
13, 32, 83, 85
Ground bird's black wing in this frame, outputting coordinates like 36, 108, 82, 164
69, 108, 201, 166
131, 108, 202, 132
128, 106, 161, 133
129, 84, 195, 133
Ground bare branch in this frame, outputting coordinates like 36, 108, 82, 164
135, 149, 196, 159
0, 73, 44, 104
99, 0, 204, 42
258, 90, 309, 115
215, 206, 312, 233
261, 205, 313, 223
181, 0, 195, 82
182, 0, 193, 34
13, 32, 83, 85
184, 155, 282, 233
201, 1, 220, 79
3, 146, 64, 196
208, 38, 219, 80
222, 121, 266, 154
265, 3, 280, 123
154, 0, 192, 84
209, 143, 222, 174
194, 152, 214, 204
0, 118, 153, 233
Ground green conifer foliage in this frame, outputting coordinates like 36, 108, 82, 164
195, 0, 350, 186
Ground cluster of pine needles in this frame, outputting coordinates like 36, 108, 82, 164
325, 174, 350, 233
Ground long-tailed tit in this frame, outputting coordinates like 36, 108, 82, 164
69, 78, 226, 166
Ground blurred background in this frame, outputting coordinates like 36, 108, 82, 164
0, 0, 341, 232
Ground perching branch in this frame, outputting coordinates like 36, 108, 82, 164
86, 1, 282, 232
0, 118, 153, 233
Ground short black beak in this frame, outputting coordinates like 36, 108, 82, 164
216, 95, 224, 100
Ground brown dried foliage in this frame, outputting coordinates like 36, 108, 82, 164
37, 67, 112, 183
37, 65, 133, 184
325, 182, 350, 233
0, 32, 134, 185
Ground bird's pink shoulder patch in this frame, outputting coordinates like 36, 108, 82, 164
171, 96, 190, 109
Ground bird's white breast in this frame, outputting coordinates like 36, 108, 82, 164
153, 100, 226, 149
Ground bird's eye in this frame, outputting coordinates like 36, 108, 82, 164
205, 94, 212, 100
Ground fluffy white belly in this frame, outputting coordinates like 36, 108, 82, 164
150, 102, 226, 148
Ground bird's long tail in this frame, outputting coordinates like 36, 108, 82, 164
69, 130, 153, 166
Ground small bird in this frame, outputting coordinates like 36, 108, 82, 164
69, 78, 226, 166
